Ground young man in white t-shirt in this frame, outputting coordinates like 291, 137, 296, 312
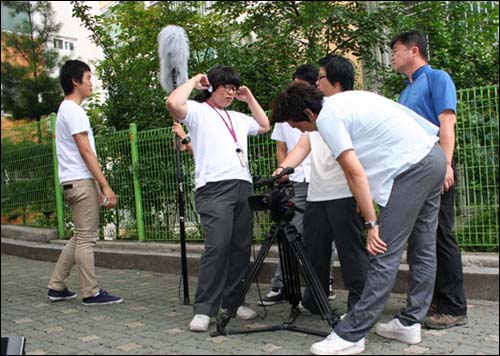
271, 56, 368, 314
47, 60, 122, 306
166, 66, 270, 332
271, 84, 446, 354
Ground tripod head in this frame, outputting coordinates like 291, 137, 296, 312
249, 167, 302, 222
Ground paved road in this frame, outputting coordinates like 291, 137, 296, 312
1, 254, 498, 355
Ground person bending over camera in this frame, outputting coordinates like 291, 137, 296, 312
272, 55, 368, 314
271, 83, 446, 355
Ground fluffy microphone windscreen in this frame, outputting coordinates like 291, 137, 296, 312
158, 25, 190, 93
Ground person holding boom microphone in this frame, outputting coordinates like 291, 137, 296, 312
166, 66, 270, 332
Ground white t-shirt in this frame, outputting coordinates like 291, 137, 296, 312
316, 91, 439, 207
56, 100, 97, 184
183, 100, 260, 188
306, 132, 352, 202
271, 122, 311, 183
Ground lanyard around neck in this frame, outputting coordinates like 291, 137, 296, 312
207, 102, 238, 144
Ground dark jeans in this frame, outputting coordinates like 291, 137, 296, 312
433, 164, 467, 316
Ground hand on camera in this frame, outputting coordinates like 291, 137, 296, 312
272, 166, 289, 183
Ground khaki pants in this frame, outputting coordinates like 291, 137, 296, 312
48, 179, 100, 298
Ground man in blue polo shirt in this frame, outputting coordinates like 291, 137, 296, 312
390, 30, 467, 330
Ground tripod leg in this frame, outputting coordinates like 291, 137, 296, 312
212, 223, 281, 336
277, 224, 302, 325
282, 224, 339, 329
279, 223, 301, 303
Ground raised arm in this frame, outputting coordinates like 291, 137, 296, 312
166, 73, 210, 120
236, 86, 270, 134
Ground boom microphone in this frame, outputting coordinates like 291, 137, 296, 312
158, 25, 191, 305
158, 25, 190, 93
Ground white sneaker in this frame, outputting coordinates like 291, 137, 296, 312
189, 314, 210, 332
236, 305, 257, 320
375, 318, 421, 344
310, 331, 365, 355
220, 305, 258, 320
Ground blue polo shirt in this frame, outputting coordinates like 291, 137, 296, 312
399, 64, 457, 130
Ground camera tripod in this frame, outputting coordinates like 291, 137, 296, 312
210, 212, 340, 338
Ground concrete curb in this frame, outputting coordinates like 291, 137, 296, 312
1, 224, 498, 301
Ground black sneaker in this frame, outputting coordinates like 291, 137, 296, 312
82, 289, 123, 306
47, 287, 77, 302
258, 288, 286, 306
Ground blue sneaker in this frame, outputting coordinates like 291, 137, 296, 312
47, 287, 77, 302
82, 289, 123, 306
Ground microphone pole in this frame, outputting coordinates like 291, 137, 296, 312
158, 25, 190, 305
172, 68, 190, 306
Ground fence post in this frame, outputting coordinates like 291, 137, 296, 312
50, 113, 65, 239
129, 123, 145, 241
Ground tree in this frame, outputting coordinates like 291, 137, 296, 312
71, 1, 391, 129
71, 0, 233, 131
379, 1, 499, 97
1, 1, 64, 137
209, 1, 391, 110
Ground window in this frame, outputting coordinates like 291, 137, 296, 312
53, 39, 63, 49
64, 41, 74, 51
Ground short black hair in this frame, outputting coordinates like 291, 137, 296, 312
60, 59, 91, 95
292, 64, 319, 86
318, 54, 355, 91
390, 30, 428, 61
200, 65, 241, 102
271, 82, 324, 125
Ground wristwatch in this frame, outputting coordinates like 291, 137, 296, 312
364, 220, 378, 230
181, 136, 191, 145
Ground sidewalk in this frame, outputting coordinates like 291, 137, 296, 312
1, 253, 499, 355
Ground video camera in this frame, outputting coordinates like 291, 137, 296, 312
248, 167, 298, 222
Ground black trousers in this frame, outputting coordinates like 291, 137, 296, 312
433, 171, 467, 316
302, 197, 368, 313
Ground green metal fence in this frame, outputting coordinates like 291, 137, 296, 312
1, 85, 498, 249
1, 117, 56, 226
455, 85, 499, 248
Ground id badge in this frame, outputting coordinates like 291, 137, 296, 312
236, 146, 247, 167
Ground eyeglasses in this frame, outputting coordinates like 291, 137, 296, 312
317, 75, 327, 81
223, 85, 239, 93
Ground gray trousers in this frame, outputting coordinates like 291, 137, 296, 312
193, 180, 253, 317
335, 144, 446, 342
270, 181, 308, 289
